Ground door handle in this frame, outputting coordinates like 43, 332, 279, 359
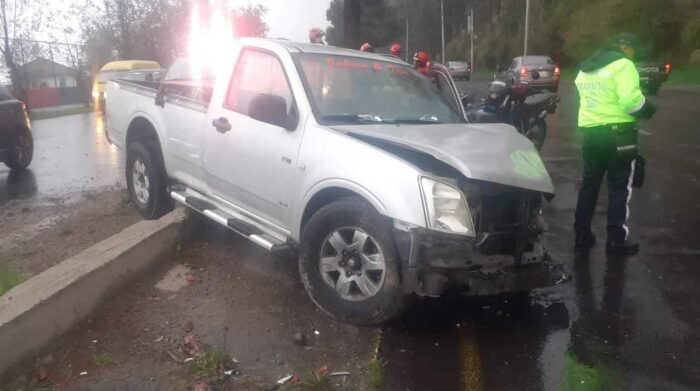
212, 117, 231, 133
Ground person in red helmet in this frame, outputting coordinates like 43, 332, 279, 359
390, 43, 402, 58
360, 42, 374, 53
309, 27, 325, 44
413, 51, 432, 77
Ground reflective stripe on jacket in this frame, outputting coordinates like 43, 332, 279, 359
575, 58, 645, 127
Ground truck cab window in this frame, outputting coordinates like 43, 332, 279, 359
225, 49, 293, 116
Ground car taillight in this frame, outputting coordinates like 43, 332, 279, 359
20, 101, 26, 110
520, 68, 529, 77
665, 63, 671, 74
554, 66, 561, 76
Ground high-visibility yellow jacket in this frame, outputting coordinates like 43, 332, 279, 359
575, 57, 645, 128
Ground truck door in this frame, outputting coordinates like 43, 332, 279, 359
204, 47, 302, 230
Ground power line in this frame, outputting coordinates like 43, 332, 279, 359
0, 36, 101, 48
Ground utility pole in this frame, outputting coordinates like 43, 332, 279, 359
524, 0, 530, 56
469, 8, 474, 73
405, 18, 409, 62
440, 0, 445, 63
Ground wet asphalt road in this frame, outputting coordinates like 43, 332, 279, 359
3, 84, 700, 390
0, 113, 123, 207
382, 81, 700, 391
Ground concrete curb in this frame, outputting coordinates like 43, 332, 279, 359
0, 208, 187, 377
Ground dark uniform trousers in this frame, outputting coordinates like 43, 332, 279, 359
574, 123, 638, 244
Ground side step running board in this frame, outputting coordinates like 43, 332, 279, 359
171, 190, 295, 253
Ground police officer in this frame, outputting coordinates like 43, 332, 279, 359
574, 32, 656, 256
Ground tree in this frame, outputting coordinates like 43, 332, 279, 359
233, 5, 268, 38
0, 0, 46, 100
326, 0, 402, 50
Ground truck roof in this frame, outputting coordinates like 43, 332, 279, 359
238, 38, 408, 66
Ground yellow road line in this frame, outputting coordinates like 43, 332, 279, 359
458, 324, 484, 391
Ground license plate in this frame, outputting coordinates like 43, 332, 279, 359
640, 67, 659, 73
539, 71, 550, 78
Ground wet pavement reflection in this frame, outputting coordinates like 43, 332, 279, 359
383, 82, 700, 390
0, 113, 123, 207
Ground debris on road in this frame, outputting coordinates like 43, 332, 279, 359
276, 373, 300, 385
184, 357, 195, 363
293, 331, 307, 346
182, 335, 205, 358
314, 330, 320, 336
315, 364, 328, 376
79, 371, 88, 376
154, 336, 164, 343
37, 368, 49, 381
186, 275, 197, 284
184, 320, 194, 333
329, 371, 351, 377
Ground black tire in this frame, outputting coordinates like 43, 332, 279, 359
5, 127, 33, 170
126, 142, 172, 219
299, 197, 411, 326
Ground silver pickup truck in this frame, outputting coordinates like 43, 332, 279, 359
107, 38, 562, 325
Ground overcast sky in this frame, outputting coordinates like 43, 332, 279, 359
230, 0, 331, 42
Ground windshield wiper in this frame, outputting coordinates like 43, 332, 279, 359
320, 114, 384, 124
393, 115, 442, 124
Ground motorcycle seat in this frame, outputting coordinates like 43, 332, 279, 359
523, 92, 557, 108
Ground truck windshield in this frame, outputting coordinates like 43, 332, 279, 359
295, 54, 464, 125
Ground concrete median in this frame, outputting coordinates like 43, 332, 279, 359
0, 208, 187, 377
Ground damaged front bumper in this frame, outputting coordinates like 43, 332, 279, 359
394, 227, 566, 297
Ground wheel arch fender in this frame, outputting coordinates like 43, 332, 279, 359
125, 113, 168, 174
294, 180, 388, 240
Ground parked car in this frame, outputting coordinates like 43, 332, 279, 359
93, 60, 161, 112
447, 61, 471, 80
107, 38, 562, 325
0, 85, 33, 170
499, 55, 560, 92
636, 61, 671, 95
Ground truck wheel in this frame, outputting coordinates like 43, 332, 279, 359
5, 127, 33, 170
126, 142, 172, 219
299, 197, 410, 325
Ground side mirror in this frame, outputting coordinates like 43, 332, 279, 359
248, 93, 297, 130
530, 70, 541, 80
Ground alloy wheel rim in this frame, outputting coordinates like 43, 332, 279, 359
132, 159, 150, 205
319, 227, 386, 302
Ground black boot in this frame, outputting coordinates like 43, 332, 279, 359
606, 241, 639, 256
575, 231, 596, 252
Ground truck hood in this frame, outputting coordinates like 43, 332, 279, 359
333, 123, 554, 194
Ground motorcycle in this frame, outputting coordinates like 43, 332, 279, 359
464, 71, 559, 151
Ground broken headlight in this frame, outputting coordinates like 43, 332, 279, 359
420, 177, 475, 236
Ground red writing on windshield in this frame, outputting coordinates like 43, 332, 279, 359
387, 64, 410, 77
327, 58, 369, 70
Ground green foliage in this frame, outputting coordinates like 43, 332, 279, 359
439, 0, 698, 68
667, 64, 700, 85
326, 0, 403, 50
194, 348, 231, 376
0, 265, 25, 296
367, 358, 388, 389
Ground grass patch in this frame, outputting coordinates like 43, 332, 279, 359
94, 354, 117, 366
0, 265, 26, 296
29, 105, 94, 121
194, 348, 231, 376
667, 65, 700, 85
367, 358, 388, 390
